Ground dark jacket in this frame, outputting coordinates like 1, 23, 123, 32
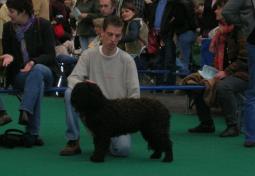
171, 0, 197, 35
2, 17, 60, 86
145, 0, 174, 38
75, 0, 100, 37
200, 0, 218, 37
224, 31, 248, 81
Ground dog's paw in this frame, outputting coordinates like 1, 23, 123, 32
90, 155, 105, 163
162, 156, 173, 163
162, 150, 173, 163
150, 151, 162, 159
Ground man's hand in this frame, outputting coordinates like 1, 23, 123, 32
0, 54, 14, 67
214, 71, 227, 80
20, 60, 35, 72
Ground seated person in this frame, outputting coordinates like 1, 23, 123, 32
187, 0, 248, 137
1, 0, 59, 145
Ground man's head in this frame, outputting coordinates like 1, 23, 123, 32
99, 0, 116, 17
101, 15, 123, 54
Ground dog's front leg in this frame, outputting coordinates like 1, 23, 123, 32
90, 135, 111, 163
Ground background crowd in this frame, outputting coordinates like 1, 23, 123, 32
0, 0, 254, 156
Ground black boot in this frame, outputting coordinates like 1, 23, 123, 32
18, 110, 29, 126
188, 122, 215, 133
219, 125, 239, 137
23, 133, 44, 147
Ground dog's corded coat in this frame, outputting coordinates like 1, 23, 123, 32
71, 81, 173, 163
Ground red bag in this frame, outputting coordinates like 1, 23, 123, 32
147, 29, 160, 54
53, 23, 65, 39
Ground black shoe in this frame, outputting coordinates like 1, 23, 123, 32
23, 133, 44, 147
188, 123, 215, 133
219, 126, 239, 137
244, 141, 255, 148
18, 110, 29, 126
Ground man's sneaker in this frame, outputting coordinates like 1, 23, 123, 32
219, 126, 239, 137
59, 140, 81, 156
188, 124, 215, 133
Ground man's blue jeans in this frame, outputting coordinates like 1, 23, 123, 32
244, 42, 255, 142
200, 38, 214, 67
13, 64, 54, 135
177, 30, 196, 75
64, 87, 131, 156
79, 36, 94, 50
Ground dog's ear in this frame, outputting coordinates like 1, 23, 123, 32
86, 81, 104, 98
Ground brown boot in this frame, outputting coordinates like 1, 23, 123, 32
59, 140, 82, 156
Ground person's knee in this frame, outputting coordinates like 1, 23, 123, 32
110, 136, 131, 157
32, 64, 46, 72
29, 64, 49, 80
110, 144, 131, 157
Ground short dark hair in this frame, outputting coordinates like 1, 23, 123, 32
214, 0, 228, 8
121, 2, 138, 18
102, 15, 123, 31
6, 0, 34, 17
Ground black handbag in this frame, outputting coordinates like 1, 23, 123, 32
0, 129, 25, 148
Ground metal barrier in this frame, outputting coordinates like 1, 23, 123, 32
0, 85, 205, 94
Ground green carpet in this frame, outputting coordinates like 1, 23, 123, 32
0, 95, 254, 176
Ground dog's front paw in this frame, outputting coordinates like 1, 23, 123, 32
90, 155, 105, 163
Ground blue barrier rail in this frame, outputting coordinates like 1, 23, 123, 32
0, 85, 205, 94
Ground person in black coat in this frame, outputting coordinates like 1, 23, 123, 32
1, 0, 59, 146
144, 0, 176, 85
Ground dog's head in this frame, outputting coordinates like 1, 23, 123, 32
71, 81, 107, 115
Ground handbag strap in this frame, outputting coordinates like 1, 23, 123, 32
5, 129, 24, 135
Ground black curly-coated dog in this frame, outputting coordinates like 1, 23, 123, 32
71, 81, 173, 163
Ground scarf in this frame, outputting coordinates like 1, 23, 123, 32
209, 22, 234, 70
14, 16, 36, 63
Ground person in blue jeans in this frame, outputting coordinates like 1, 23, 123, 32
176, 30, 196, 75
1, 0, 59, 146
172, 0, 197, 75
59, 16, 140, 157
222, 0, 255, 147
198, 0, 218, 67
